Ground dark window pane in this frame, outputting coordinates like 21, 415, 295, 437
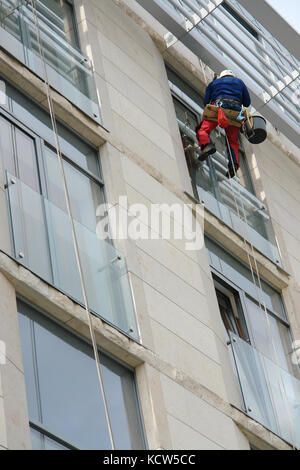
39, 0, 78, 47
245, 297, 298, 377
18, 302, 144, 450
221, 2, 259, 39
44, 146, 104, 231
102, 355, 145, 450
33, 316, 111, 450
15, 128, 40, 191
8, 83, 100, 177
18, 312, 40, 422
206, 237, 286, 319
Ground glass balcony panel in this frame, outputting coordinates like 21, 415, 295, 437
6, 172, 53, 281
229, 332, 300, 448
195, 160, 221, 217
192, 142, 280, 263
214, 164, 280, 262
206, 237, 286, 320
173, 84, 281, 265
6, 173, 138, 340
38, 0, 78, 48
229, 332, 278, 434
0, 0, 25, 62
0, 0, 100, 122
244, 297, 297, 376
196, 151, 282, 265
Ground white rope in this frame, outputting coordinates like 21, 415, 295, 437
224, 132, 297, 448
28, 0, 115, 450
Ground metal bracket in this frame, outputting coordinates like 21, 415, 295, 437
4, 177, 16, 189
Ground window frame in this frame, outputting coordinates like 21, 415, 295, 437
35, 0, 81, 50
0, 104, 104, 187
17, 296, 147, 451
212, 266, 300, 379
167, 66, 256, 197
211, 265, 290, 330
213, 275, 250, 342
0, 105, 105, 277
210, 253, 300, 376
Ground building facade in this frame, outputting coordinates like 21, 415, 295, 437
0, 0, 299, 450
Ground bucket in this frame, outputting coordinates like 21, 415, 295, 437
245, 116, 267, 144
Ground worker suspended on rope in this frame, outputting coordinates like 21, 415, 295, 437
196, 70, 251, 178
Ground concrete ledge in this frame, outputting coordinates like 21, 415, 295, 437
0, 251, 147, 369
0, 250, 293, 450
204, 207, 290, 290
0, 49, 110, 148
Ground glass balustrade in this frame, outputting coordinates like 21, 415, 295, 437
0, 0, 101, 122
6, 173, 138, 340
229, 332, 300, 448
178, 120, 282, 265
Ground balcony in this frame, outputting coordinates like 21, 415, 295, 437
229, 332, 300, 448
5, 173, 138, 340
179, 120, 282, 266
0, 0, 101, 122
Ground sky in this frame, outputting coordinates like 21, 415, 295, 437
266, 0, 300, 34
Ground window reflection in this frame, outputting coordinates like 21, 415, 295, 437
19, 301, 145, 450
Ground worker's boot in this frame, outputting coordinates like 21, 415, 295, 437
226, 162, 239, 179
198, 143, 216, 162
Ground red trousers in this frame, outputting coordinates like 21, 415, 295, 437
196, 119, 240, 167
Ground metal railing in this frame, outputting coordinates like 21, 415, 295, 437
229, 332, 300, 448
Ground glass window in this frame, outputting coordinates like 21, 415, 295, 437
7, 82, 100, 178
173, 97, 199, 132
166, 67, 283, 266
14, 128, 40, 192
0, 105, 104, 284
18, 300, 145, 450
209, 237, 299, 379
211, 238, 300, 445
0, 116, 14, 175
39, 0, 79, 48
166, 66, 255, 194
1, 80, 138, 342
44, 146, 104, 231
214, 281, 249, 342
206, 237, 285, 319
244, 296, 295, 375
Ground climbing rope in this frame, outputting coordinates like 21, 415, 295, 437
224, 133, 297, 448
29, 0, 115, 450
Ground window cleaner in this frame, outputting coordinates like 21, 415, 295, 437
196, 70, 251, 178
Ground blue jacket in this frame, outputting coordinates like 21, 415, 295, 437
204, 77, 251, 107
